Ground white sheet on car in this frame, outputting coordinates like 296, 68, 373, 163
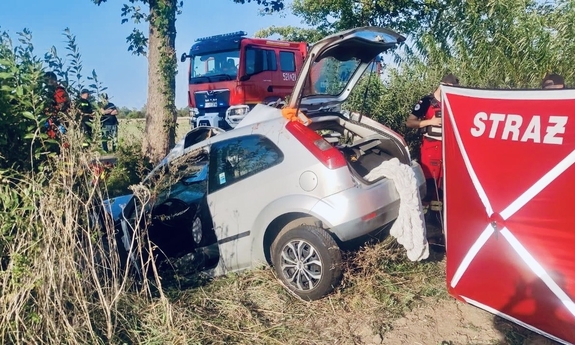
364, 158, 430, 261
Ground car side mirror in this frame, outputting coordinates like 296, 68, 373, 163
239, 74, 251, 81
180, 53, 188, 63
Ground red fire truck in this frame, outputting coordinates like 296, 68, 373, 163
181, 31, 307, 129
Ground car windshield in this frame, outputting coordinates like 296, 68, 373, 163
146, 149, 209, 190
191, 49, 240, 83
303, 56, 362, 97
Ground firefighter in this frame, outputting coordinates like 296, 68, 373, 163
43, 72, 70, 140
99, 93, 119, 153
78, 89, 94, 143
406, 73, 459, 234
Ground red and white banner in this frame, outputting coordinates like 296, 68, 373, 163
442, 86, 575, 345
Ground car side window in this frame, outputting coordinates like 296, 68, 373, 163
208, 135, 284, 193
279, 51, 296, 72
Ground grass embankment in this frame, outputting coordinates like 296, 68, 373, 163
140, 241, 447, 344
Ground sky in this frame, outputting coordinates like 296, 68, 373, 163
0, 0, 305, 109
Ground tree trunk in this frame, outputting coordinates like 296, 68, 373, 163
143, 0, 177, 164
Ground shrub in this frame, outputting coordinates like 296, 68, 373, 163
104, 138, 152, 198
0, 29, 50, 171
343, 66, 443, 160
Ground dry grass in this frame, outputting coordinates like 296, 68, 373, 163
0, 126, 167, 344
108, 239, 447, 345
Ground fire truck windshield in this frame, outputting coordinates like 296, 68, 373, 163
190, 50, 240, 83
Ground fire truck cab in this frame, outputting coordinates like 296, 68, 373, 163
181, 31, 307, 129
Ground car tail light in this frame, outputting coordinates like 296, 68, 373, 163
286, 121, 347, 170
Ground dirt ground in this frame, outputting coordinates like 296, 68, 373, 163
370, 297, 561, 345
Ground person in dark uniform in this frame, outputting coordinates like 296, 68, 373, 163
406, 73, 459, 233
100, 93, 119, 153
78, 89, 94, 141
541, 73, 565, 89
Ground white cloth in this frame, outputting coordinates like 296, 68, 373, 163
364, 158, 430, 261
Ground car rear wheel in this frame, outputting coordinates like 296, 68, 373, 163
271, 225, 342, 300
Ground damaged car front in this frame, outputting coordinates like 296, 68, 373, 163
101, 148, 220, 281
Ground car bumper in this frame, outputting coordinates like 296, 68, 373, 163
310, 160, 426, 242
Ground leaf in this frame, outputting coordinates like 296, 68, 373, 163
21, 112, 36, 120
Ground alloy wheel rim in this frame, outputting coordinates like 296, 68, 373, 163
191, 216, 202, 244
279, 239, 322, 292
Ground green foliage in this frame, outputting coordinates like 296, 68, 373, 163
0, 27, 115, 172
92, 0, 284, 64
291, 0, 441, 35
104, 139, 152, 197
255, 25, 322, 42
232, 0, 285, 13
117, 105, 147, 119
417, 0, 574, 88
176, 107, 189, 117
94, 0, 185, 57
343, 68, 431, 157
256, 0, 443, 42
0, 29, 55, 170
0, 170, 43, 267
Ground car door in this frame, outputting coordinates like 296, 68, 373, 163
206, 134, 284, 273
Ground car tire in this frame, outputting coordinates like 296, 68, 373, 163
271, 225, 342, 301
190, 211, 203, 246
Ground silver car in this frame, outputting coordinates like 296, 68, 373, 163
108, 26, 426, 300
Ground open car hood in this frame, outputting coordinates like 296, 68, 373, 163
288, 27, 405, 114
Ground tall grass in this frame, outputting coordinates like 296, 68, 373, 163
0, 125, 165, 344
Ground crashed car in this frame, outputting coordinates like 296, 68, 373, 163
104, 26, 426, 300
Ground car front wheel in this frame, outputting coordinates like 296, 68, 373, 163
190, 213, 203, 246
271, 225, 342, 301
